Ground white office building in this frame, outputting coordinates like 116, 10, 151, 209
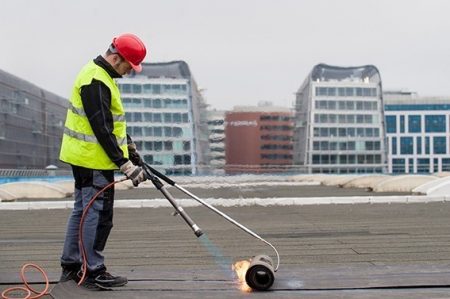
293, 64, 388, 174
117, 61, 210, 175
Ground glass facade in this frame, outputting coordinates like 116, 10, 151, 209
0, 69, 67, 169
119, 80, 193, 175
117, 62, 210, 175
384, 96, 450, 174
293, 64, 387, 174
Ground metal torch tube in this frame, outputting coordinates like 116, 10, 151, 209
159, 186, 203, 237
173, 183, 280, 271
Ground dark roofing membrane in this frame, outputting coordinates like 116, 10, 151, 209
311, 63, 381, 83
128, 61, 192, 79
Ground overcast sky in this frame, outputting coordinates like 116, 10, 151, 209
1, 0, 449, 110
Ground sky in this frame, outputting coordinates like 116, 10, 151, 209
1, 0, 449, 110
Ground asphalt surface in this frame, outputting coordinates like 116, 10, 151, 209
1, 186, 450, 298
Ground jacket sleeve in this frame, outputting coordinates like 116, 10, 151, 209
80, 79, 129, 168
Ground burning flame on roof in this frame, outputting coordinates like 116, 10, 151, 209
232, 260, 252, 292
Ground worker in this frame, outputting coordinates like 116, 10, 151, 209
58, 33, 147, 290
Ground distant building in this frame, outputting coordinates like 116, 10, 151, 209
117, 61, 210, 175
207, 110, 225, 174
0, 69, 67, 169
293, 64, 388, 174
225, 105, 294, 174
384, 91, 450, 173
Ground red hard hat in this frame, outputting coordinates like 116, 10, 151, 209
112, 33, 147, 72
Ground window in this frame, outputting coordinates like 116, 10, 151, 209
144, 113, 152, 122
134, 112, 142, 122
173, 127, 183, 137
347, 128, 355, 137
132, 98, 142, 107
393, 159, 406, 174
164, 127, 172, 137
386, 115, 396, 133
144, 127, 152, 136
133, 127, 142, 136
400, 116, 405, 133
132, 84, 142, 93
417, 158, 430, 173
409, 158, 414, 173
173, 113, 182, 123
144, 141, 153, 150
153, 113, 162, 122
345, 88, 354, 97
154, 141, 163, 151
143, 84, 152, 93
416, 137, 422, 154
183, 141, 191, 151
392, 137, 397, 155
144, 99, 152, 107
163, 113, 172, 123
153, 84, 161, 94
433, 136, 446, 154
356, 115, 364, 123
153, 99, 162, 108
121, 84, 131, 93
408, 115, 421, 133
143, 155, 153, 164
400, 137, 413, 154
346, 101, 354, 110
356, 88, 363, 96
425, 115, 446, 132
154, 127, 162, 137
164, 141, 173, 151
313, 141, 320, 150
442, 158, 450, 171
316, 87, 327, 96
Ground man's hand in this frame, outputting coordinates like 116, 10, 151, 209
128, 143, 143, 166
120, 160, 146, 187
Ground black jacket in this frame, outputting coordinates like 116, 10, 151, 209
80, 55, 129, 168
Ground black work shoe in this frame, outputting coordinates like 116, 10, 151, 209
59, 268, 81, 283
87, 271, 128, 288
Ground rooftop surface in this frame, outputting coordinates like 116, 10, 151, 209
1, 184, 450, 298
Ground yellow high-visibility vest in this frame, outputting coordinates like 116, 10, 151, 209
59, 60, 128, 170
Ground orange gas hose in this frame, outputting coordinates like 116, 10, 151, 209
1, 263, 49, 299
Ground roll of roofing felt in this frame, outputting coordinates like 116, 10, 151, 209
245, 255, 275, 291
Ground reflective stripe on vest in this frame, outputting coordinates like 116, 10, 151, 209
63, 127, 126, 146
69, 103, 125, 122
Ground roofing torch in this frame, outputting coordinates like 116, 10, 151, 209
141, 162, 280, 273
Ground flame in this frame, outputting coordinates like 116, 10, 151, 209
232, 260, 252, 292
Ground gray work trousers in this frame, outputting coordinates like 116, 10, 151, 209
60, 165, 115, 276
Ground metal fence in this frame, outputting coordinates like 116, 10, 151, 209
0, 168, 72, 177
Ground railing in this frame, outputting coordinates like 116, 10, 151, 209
0, 168, 72, 177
